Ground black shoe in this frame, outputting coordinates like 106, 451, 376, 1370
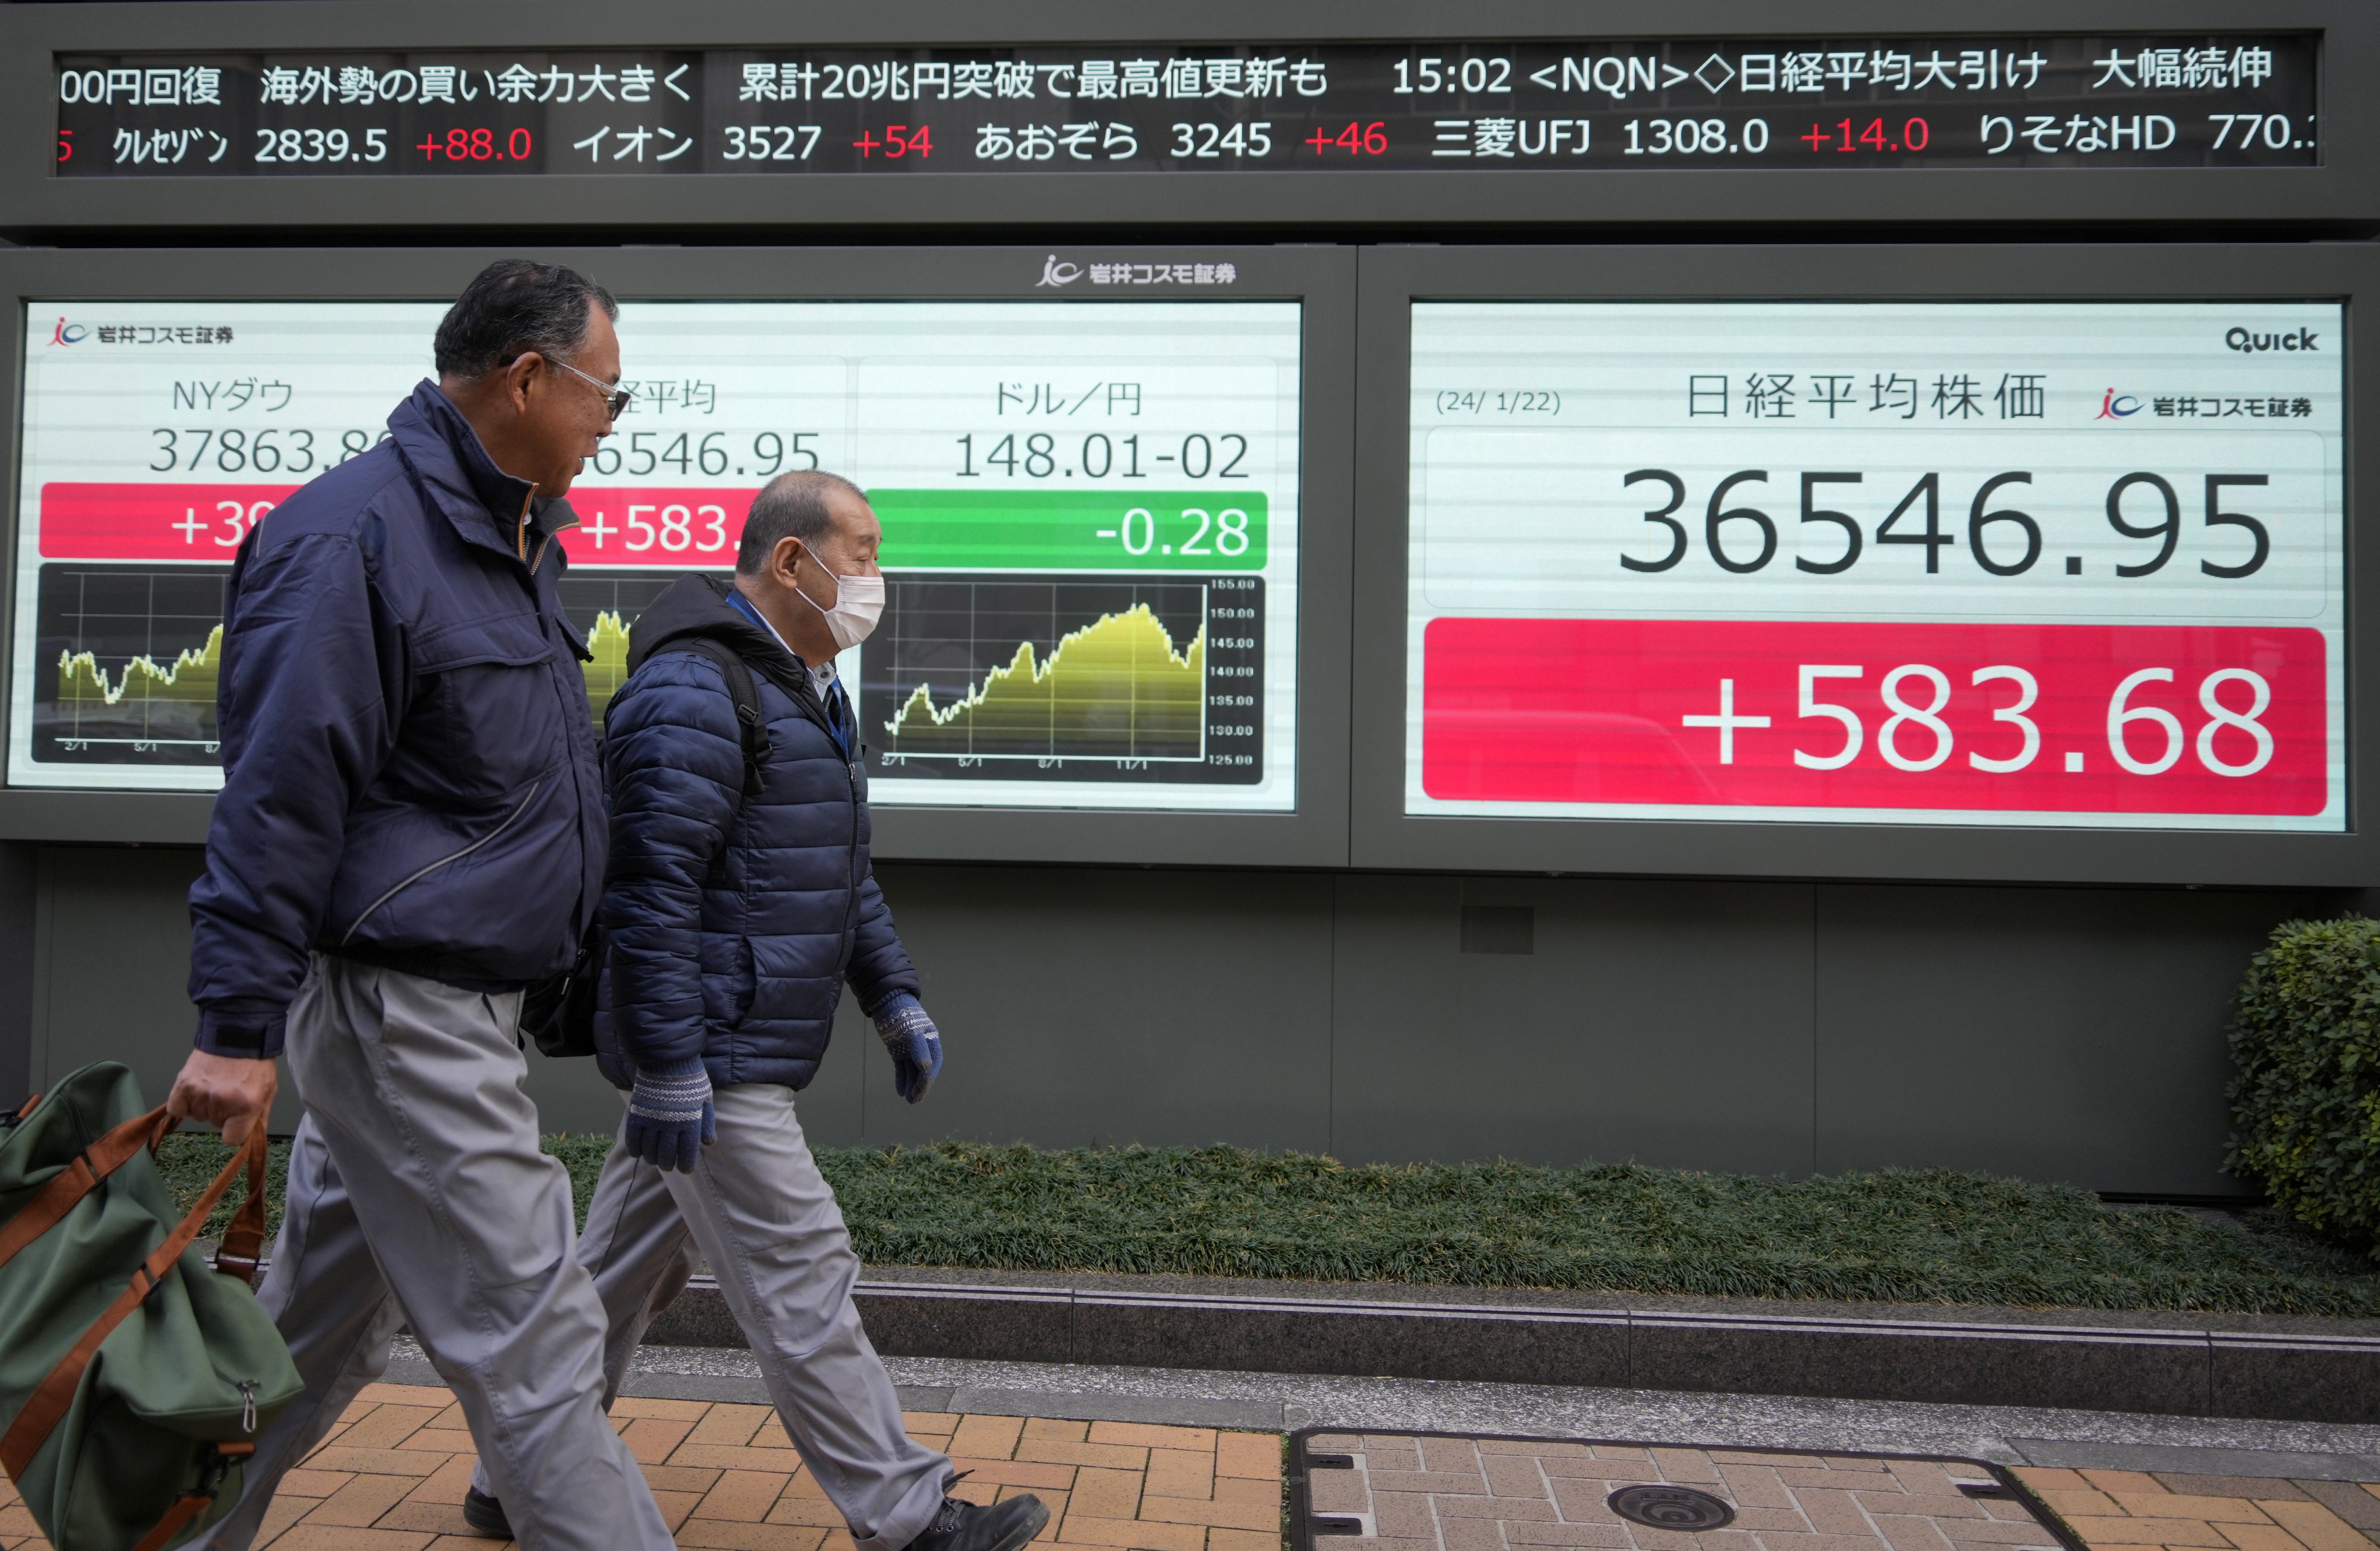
907, 1494, 1051, 1551
462, 1485, 514, 1539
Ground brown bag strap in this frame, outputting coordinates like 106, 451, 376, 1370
0, 1104, 175, 1277
0, 1123, 268, 1480
211, 1122, 270, 1288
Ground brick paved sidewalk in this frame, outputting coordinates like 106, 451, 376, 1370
0, 1384, 1284, 1551
2013, 1467, 2380, 1551
1304, 1434, 2380, 1551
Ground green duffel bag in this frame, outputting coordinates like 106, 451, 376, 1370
0, 1061, 302, 1550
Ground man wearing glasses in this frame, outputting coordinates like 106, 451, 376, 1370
167, 260, 673, 1549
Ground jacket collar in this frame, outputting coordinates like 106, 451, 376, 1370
385, 379, 557, 568
629, 574, 813, 693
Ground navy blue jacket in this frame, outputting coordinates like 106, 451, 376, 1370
594, 574, 918, 1091
187, 381, 607, 1057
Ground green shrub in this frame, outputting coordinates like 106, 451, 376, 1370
2227, 915, 2380, 1259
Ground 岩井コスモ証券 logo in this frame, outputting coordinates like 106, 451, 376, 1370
2095, 388, 2142, 420
49, 318, 86, 346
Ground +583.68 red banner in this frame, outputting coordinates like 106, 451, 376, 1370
1408, 303, 2342, 832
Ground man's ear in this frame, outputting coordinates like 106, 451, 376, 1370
497, 352, 541, 414
770, 534, 807, 585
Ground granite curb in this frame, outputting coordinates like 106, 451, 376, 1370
625, 1268, 2380, 1424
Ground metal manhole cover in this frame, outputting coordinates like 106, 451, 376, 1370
1607, 1484, 1738, 1531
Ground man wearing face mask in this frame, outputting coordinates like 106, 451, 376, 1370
459, 470, 1045, 1551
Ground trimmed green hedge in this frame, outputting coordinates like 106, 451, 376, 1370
157, 1136, 2380, 1316
2228, 915, 2380, 1260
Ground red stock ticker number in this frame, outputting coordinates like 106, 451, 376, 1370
852, 124, 931, 158
1422, 618, 2327, 818
1307, 121, 1389, 155
1802, 116, 1931, 153
418, 127, 534, 162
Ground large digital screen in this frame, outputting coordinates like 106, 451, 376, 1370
13, 299, 1302, 811
53, 34, 2313, 177
1407, 302, 2342, 832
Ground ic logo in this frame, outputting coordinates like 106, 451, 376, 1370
2095, 388, 2141, 420
49, 317, 85, 346
1035, 255, 1083, 288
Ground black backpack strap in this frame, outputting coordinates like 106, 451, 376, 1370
663, 637, 771, 798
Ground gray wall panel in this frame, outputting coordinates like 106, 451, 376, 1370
857, 862, 1334, 1152
0, 843, 34, 1107
1812, 883, 2349, 1195
1331, 874, 1818, 1174
23, 845, 306, 1129
14, 850, 2342, 1195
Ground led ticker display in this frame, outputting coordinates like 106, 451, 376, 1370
53, 35, 2313, 178
1406, 303, 2343, 833
13, 299, 1303, 813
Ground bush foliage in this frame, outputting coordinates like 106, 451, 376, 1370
2228, 915, 2380, 1259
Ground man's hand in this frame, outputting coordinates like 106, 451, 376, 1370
625, 1061, 715, 1173
873, 995, 943, 1105
166, 1049, 279, 1146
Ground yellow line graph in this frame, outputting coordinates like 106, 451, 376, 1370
57, 625, 222, 708
582, 610, 633, 724
884, 603, 1205, 758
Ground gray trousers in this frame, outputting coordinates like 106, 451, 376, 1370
469, 1084, 953, 1551
196, 954, 675, 1551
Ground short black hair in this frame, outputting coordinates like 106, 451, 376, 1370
433, 260, 619, 380
737, 471, 869, 574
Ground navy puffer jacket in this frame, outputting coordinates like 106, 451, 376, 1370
594, 573, 918, 1091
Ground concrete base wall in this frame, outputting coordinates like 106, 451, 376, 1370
6, 844, 2344, 1196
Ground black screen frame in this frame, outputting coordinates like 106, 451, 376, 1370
1350, 242, 2374, 888
0, 243, 1356, 867
0, 0, 2372, 238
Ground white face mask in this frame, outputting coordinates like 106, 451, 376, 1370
793, 557, 885, 651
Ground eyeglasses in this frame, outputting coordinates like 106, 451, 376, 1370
541, 354, 635, 421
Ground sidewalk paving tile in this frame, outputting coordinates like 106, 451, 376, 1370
0, 1384, 1284, 1551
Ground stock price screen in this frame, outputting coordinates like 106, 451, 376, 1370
13, 299, 1303, 813
1407, 303, 2343, 833
54, 34, 2313, 177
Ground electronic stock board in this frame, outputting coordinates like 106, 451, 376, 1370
0, 246, 1354, 865
2, 2, 2372, 232
2, 2, 2374, 885
1356, 245, 2379, 887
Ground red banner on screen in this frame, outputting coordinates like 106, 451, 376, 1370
39, 481, 757, 567
1422, 618, 2329, 817
40, 482, 300, 560
553, 486, 754, 567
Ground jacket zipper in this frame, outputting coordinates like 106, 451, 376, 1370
339, 779, 542, 944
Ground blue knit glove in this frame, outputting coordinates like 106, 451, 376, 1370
873, 995, 942, 1104
625, 1060, 715, 1173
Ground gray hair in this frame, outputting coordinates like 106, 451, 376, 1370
737, 470, 868, 574
433, 259, 618, 379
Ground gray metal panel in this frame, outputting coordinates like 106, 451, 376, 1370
851, 861, 1334, 1151
1328, 872, 1819, 1173
0, 243, 1356, 869
20, 842, 659, 1137
24, 843, 305, 1130
1350, 242, 2380, 888
0, 843, 35, 1105
2, 0, 2371, 235
1811, 882, 2350, 1195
